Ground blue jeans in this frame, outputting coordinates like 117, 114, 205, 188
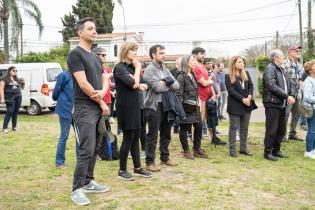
55, 116, 72, 166
306, 109, 315, 152
300, 115, 307, 126
3, 95, 22, 130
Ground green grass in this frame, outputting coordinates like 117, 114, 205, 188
0, 113, 315, 209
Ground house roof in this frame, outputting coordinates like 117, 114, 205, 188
70, 32, 138, 41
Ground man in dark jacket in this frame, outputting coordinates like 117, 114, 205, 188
262, 49, 296, 161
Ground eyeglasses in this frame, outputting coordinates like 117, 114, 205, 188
98, 54, 106, 57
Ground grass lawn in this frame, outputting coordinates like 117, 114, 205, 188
0, 113, 315, 210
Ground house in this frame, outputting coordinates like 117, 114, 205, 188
69, 32, 147, 62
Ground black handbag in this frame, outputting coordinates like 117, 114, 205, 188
183, 99, 198, 114
250, 99, 258, 110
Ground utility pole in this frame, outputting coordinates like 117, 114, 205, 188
307, 0, 314, 55
298, 0, 303, 64
275, 31, 280, 48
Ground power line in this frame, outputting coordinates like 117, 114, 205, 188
281, 1, 298, 32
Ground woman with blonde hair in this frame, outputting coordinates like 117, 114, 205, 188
302, 59, 315, 159
225, 56, 255, 157
113, 42, 152, 181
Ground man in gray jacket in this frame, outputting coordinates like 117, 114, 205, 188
143, 45, 180, 172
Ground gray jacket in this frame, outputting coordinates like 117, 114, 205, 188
143, 61, 180, 111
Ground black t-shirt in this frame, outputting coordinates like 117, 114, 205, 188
67, 46, 104, 104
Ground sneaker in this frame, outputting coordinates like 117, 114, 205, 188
56, 163, 68, 169
311, 150, 315, 155
83, 180, 110, 193
3, 129, 8, 134
140, 150, 146, 159
13, 127, 18, 131
134, 168, 152, 178
289, 135, 303, 141
304, 151, 315, 159
118, 170, 135, 181
71, 188, 90, 206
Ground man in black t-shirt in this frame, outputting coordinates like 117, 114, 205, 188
68, 17, 110, 206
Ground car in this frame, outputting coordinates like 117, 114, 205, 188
0, 63, 63, 115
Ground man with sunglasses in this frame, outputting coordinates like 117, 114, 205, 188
282, 45, 304, 142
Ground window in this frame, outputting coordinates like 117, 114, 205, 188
46, 68, 63, 82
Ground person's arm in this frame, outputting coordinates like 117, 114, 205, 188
52, 73, 64, 101
263, 66, 289, 99
0, 80, 4, 104
303, 80, 315, 103
143, 66, 169, 93
72, 71, 101, 102
175, 74, 185, 102
114, 63, 140, 89
90, 72, 109, 101
225, 74, 244, 102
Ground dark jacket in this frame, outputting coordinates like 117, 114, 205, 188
225, 71, 254, 115
162, 91, 186, 122
52, 71, 73, 120
176, 71, 201, 123
262, 62, 291, 108
114, 62, 142, 130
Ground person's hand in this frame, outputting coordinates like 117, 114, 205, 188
163, 76, 175, 86
110, 91, 116, 97
139, 83, 148, 91
99, 101, 110, 116
90, 90, 106, 101
242, 97, 251, 106
287, 96, 295, 105
216, 92, 221, 98
132, 59, 141, 69
0, 98, 4, 104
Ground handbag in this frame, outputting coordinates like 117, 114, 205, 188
250, 99, 258, 110
298, 100, 313, 119
182, 99, 198, 114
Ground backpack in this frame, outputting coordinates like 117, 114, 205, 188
97, 116, 120, 160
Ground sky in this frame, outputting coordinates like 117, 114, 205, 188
19, 0, 314, 57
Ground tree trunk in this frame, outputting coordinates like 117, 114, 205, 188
3, 18, 9, 63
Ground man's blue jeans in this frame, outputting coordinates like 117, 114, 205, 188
55, 117, 72, 166
306, 110, 315, 152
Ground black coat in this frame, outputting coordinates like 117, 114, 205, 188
225, 71, 254, 116
176, 71, 201, 123
262, 62, 291, 108
113, 62, 142, 130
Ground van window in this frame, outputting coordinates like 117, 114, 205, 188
0, 69, 6, 79
47, 68, 63, 82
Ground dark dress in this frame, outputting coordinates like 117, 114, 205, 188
114, 62, 142, 131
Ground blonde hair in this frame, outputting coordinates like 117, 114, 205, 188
119, 42, 139, 62
228, 56, 248, 84
304, 59, 315, 75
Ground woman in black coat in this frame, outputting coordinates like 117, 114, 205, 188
176, 55, 208, 159
225, 56, 254, 157
114, 42, 151, 181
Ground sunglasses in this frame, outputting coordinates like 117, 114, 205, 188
98, 54, 106, 57
11, 69, 17, 72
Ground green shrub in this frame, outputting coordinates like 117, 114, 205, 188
255, 55, 269, 73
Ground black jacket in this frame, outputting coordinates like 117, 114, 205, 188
262, 62, 291, 108
162, 91, 186, 122
176, 71, 201, 123
225, 71, 254, 115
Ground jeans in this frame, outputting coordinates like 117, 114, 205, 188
300, 115, 307, 126
264, 107, 286, 154
72, 103, 101, 191
145, 104, 172, 165
306, 109, 315, 152
119, 129, 141, 171
219, 91, 227, 116
228, 113, 251, 152
55, 117, 72, 166
179, 121, 202, 152
284, 99, 300, 137
3, 95, 22, 130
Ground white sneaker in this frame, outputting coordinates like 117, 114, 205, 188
3, 129, 8, 134
71, 188, 90, 206
311, 150, 315, 155
304, 151, 315, 159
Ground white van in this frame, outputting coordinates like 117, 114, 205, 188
0, 63, 63, 115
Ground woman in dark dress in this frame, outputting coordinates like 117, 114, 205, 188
176, 55, 208, 159
225, 56, 254, 157
0, 66, 25, 134
114, 42, 151, 181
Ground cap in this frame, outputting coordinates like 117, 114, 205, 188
287, 45, 301, 53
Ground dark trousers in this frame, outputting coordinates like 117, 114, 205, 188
228, 113, 251, 152
284, 99, 300, 138
139, 110, 147, 151
72, 103, 101, 191
3, 95, 22, 129
264, 107, 286, 154
119, 129, 141, 171
179, 122, 202, 152
145, 104, 172, 165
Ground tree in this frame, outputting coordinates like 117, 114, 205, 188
61, 0, 114, 42
0, 0, 43, 63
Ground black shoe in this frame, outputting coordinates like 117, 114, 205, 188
118, 170, 135, 181
240, 150, 253, 156
288, 136, 303, 141
272, 151, 288, 158
230, 151, 237, 157
264, 153, 278, 161
134, 168, 152, 178
211, 137, 227, 145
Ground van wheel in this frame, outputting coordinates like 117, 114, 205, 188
27, 101, 42, 115
48, 107, 55, 111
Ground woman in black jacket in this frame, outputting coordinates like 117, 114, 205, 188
114, 42, 151, 181
225, 56, 254, 157
0, 66, 24, 134
176, 55, 208, 159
